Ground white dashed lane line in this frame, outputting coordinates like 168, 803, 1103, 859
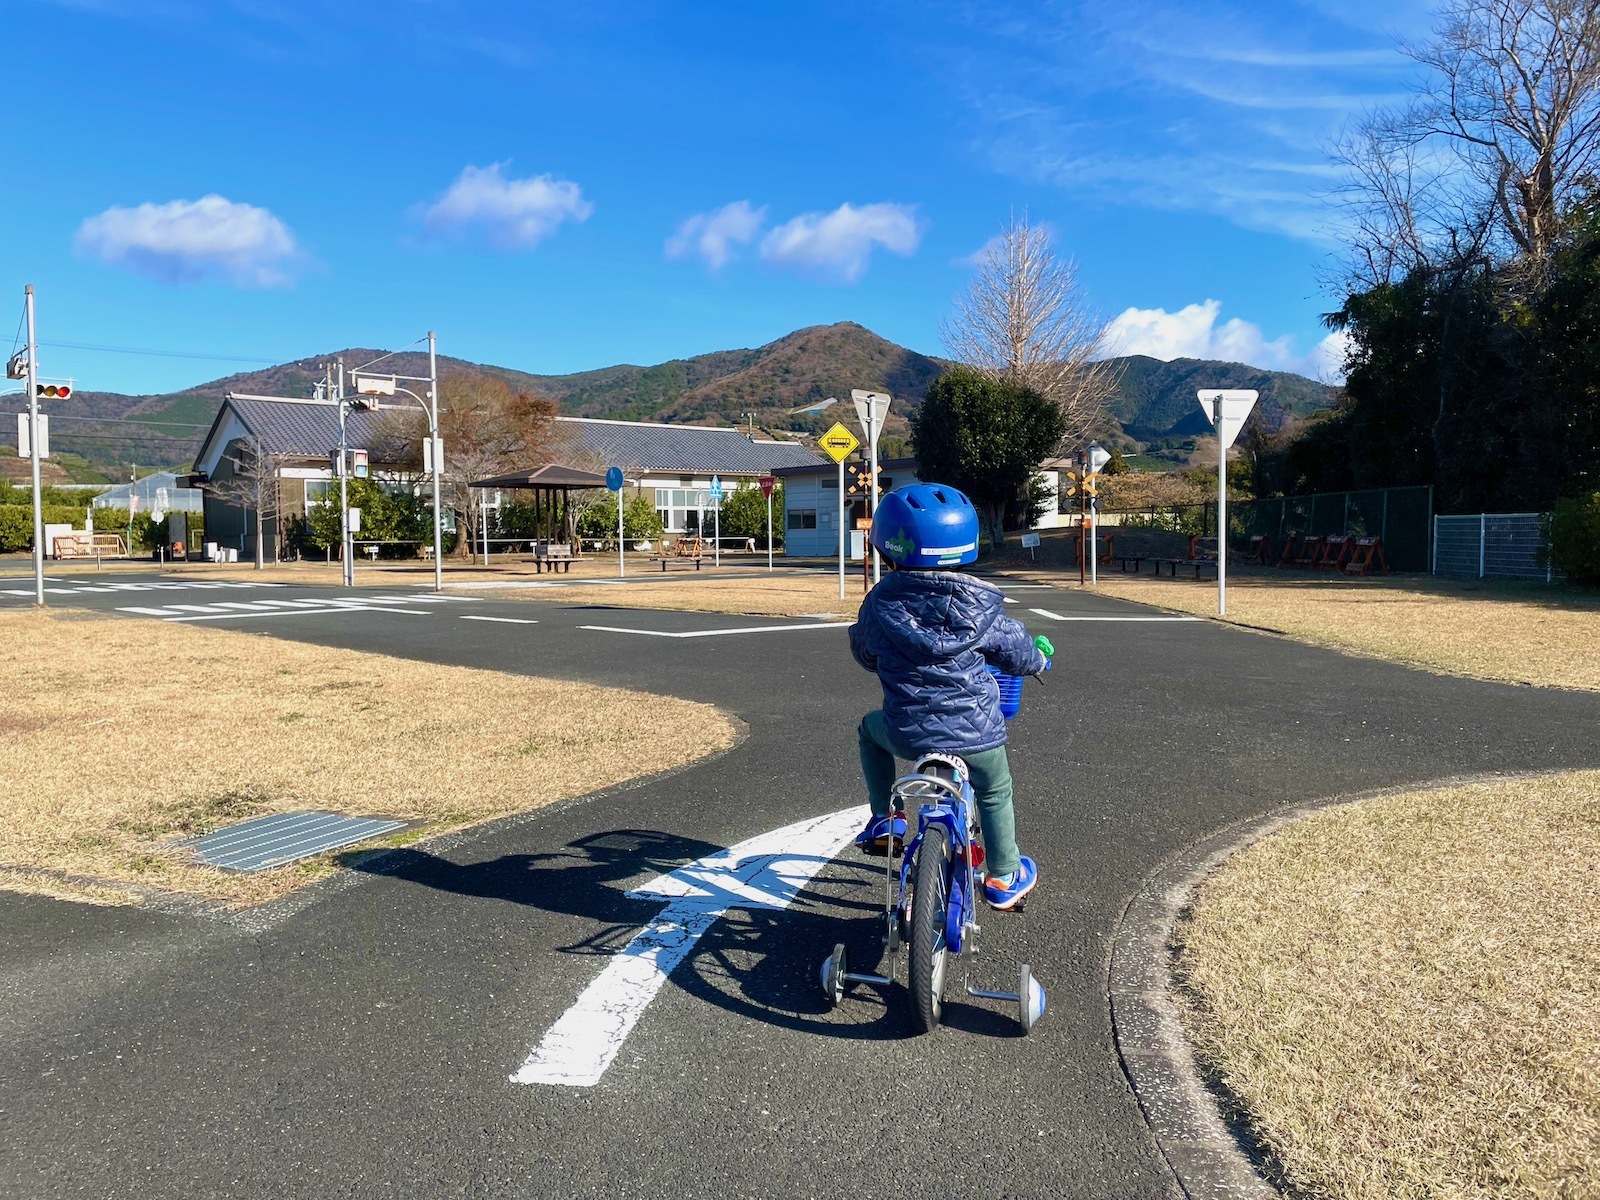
459, 615, 539, 625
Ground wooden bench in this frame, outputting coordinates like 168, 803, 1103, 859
1244, 535, 1273, 565
1111, 554, 1145, 573
1344, 537, 1390, 576
1291, 535, 1325, 569
1275, 533, 1301, 568
1316, 534, 1354, 571
534, 542, 575, 574
653, 536, 705, 571
1151, 556, 1218, 580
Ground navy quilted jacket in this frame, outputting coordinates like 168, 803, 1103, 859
850, 570, 1045, 755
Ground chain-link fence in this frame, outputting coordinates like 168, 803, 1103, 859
1106, 485, 1435, 571
1433, 513, 1552, 581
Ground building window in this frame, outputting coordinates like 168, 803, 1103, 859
787, 508, 817, 530
655, 487, 709, 533
819, 473, 837, 489
305, 480, 333, 508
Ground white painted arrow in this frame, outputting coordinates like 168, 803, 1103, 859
510, 804, 868, 1088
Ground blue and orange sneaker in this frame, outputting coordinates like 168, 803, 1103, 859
984, 856, 1038, 910
854, 811, 907, 857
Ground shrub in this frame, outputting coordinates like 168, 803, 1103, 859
1549, 492, 1600, 584
0, 506, 29, 551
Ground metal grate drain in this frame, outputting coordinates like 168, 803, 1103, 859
184, 811, 406, 873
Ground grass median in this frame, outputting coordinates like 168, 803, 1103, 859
1022, 572, 1600, 692
0, 609, 737, 906
1174, 771, 1600, 1200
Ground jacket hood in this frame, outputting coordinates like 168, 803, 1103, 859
867, 571, 1005, 660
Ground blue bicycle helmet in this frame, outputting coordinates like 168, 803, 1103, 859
870, 483, 980, 568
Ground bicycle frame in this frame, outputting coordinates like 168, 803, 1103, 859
821, 753, 1044, 1031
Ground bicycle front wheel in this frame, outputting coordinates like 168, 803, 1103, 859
906, 823, 952, 1034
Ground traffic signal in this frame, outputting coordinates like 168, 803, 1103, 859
35, 383, 71, 399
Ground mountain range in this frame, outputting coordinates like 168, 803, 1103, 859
2, 322, 1341, 482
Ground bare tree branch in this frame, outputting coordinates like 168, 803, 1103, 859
1334, 0, 1600, 284
939, 212, 1118, 448
202, 434, 294, 569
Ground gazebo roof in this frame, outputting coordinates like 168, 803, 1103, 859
469, 463, 611, 490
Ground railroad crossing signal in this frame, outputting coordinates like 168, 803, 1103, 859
1061, 470, 1097, 498
819, 422, 860, 464
844, 460, 883, 499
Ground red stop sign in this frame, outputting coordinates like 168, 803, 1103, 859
759, 475, 775, 497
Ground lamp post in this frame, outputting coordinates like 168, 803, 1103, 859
352, 333, 445, 592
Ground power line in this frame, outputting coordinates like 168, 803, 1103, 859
0, 412, 213, 429
38, 340, 282, 365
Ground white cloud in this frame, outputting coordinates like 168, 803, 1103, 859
422, 162, 591, 250
759, 202, 921, 282
74, 195, 299, 287
1102, 299, 1348, 381
665, 200, 767, 269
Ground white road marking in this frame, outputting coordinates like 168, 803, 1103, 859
512, 805, 867, 1088
1028, 607, 1200, 622
161, 605, 430, 621
459, 615, 538, 625
579, 622, 850, 639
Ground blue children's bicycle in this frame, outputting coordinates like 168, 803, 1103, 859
819, 666, 1048, 1035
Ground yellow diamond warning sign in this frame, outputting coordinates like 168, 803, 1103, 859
819, 421, 860, 464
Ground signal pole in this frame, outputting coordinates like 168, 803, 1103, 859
24, 287, 42, 606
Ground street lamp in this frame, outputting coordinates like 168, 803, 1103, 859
351, 331, 445, 592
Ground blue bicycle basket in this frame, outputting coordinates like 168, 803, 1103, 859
987, 666, 1024, 720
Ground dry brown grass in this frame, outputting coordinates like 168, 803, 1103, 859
1022, 572, 1600, 691
0, 610, 736, 906
504, 572, 871, 618
1175, 772, 1600, 1200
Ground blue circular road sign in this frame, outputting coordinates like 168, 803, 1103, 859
606, 466, 624, 492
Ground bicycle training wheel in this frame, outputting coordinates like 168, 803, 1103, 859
906, 824, 952, 1034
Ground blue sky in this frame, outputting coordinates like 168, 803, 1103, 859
5, 0, 1433, 396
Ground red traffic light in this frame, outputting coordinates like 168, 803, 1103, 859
36, 383, 72, 399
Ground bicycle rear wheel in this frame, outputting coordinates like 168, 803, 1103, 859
906, 824, 952, 1034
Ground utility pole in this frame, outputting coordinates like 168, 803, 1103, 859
24, 287, 42, 606
336, 362, 353, 587
427, 331, 443, 592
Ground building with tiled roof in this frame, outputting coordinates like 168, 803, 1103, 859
556, 417, 822, 538
191, 397, 828, 557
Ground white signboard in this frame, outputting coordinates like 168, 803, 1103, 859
1021, 532, 1041, 549
346, 507, 362, 534
354, 374, 397, 396
423, 436, 444, 475
1196, 389, 1259, 450
16, 412, 48, 458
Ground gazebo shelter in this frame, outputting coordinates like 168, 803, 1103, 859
469, 463, 610, 567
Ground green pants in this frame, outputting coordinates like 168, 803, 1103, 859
857, 711, 1020, 877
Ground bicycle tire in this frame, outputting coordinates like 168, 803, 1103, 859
906, 823, 952, 1034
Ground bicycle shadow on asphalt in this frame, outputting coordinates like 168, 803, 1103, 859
352, 830, 1023, 1041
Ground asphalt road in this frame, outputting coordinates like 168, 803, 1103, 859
3, 571, 1598, 1199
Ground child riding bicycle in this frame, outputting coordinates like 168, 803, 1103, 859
848, 482, 1051, 911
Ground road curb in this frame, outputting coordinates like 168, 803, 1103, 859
1107, 771, 1550, 1199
